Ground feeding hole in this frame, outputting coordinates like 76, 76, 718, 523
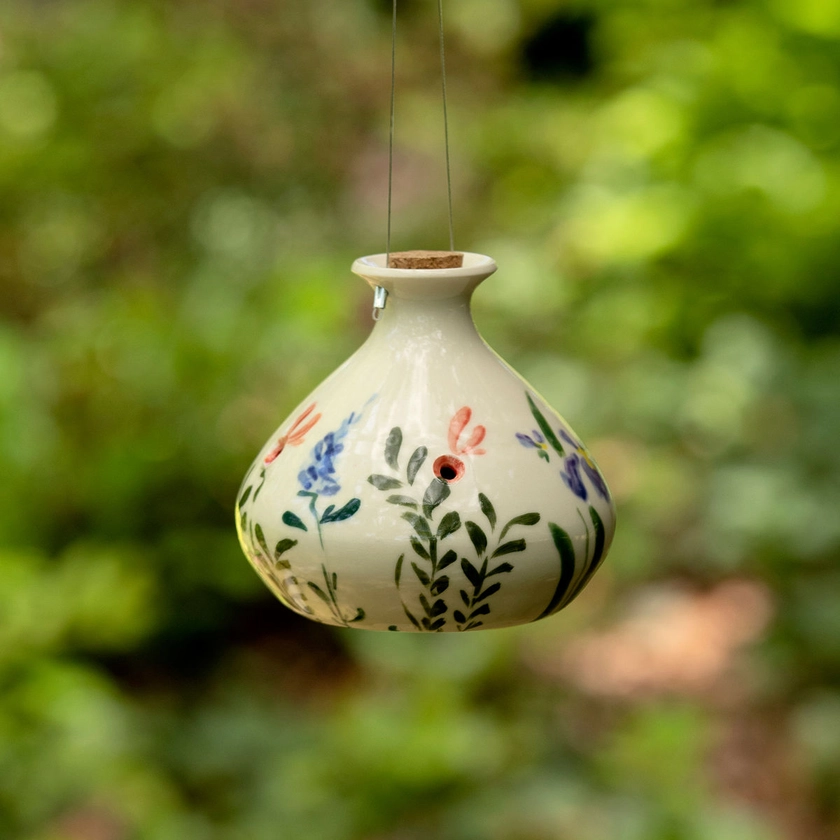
433, 455, 465, 484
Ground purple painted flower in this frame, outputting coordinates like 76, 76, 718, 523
560, 453, 588, 500
516, 430, 549, 461
559, 429, 609, 501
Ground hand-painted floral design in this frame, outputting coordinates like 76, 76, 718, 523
559, 429, 609, 501
560, 453, 588, 500
265, 403, 321, 464
297, 410, 359, 496
515, 430, 549, 461
236, 396, 375, 627
369, 424, 539, 631
429, 406, 487, 484
306, 563, 365, 625
238, 520, 314, 617
454, 496, 540, 631
536, 505, 607, 619
284, 408, 364, 546
517, 392, 610, 503
449, 406, 486, 455
237, 517, 365, 626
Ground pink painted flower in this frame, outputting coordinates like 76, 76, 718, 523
448, 406, 486, 456
432, 407, 486, 483
264, 403, 322, 464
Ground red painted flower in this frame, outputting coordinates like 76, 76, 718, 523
264, 403, 322, 464
448, 406, 486, 456
432, 406, 486, 483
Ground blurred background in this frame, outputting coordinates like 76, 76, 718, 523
2, 0, 840, 838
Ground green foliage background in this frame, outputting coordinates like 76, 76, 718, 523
1, 0, 839, 838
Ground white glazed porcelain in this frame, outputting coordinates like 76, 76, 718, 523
235, 253, 616, 631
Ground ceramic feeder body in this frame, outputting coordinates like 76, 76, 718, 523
235, 253, 616, 632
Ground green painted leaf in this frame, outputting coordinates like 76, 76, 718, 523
459, 590, 470, 606
388, 625, 398, 631
437, 511, 462, 540
422, 478, 450, 519
491, 538, 526, 558
527, 392, 565, 457
282, 511, 308, 531
239, 510, 247, 531
321, 497, 361, 523
350, 608, 366, 623
404, 606, 422, 630
255, 524, 270, 555
487, 561, 514, 576
410, 537, 431, 560
276, 559, 291, 570
567, 506, 607, 602
476, 581, 502, 603
465, 521, 487, 556
411, 562, 431, 586
421, 616, 431, 630
500, 512, 541, 540
431, 599, 448, 617
275, 538, 298, 558
591, 506, 606, 567
308, 582, 331, 604
402, 511, 433, 540
461, 558, 482, 588
387, 494, 417, 509
429, 617, 446, 631
407, 446, 428, 485
419, 593, 432, 617
431, 576, 450, 595
395, 553, 404, 587
478, 493, 496, 530
469, 603, 491, 619
536, 523, 576, 620
238, 485, 252, 508
438, 549, 458, 570
453, 610, 466, 624
465, 620, 484, 630
385, 427, 402, 470
368, 474, 403, 491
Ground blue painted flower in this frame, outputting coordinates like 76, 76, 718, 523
559, 429, 609, 501
298, 412, 357, 497
561, 453, 588, 500
516, 430, 549, 461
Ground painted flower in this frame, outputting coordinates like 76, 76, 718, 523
265, 403, 322, 464
297, 412, 357, 497
430, 407, 487, 484
448, 406, 486, 455
516, 430, 549, 461
559, 429, 609, 501
561, 453, 588, 500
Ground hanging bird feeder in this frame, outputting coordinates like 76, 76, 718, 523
234, 2, 616, 631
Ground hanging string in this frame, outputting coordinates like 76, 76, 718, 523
437, 0, 455, 252
385, 0, 398, 266
385, 0, 455, 262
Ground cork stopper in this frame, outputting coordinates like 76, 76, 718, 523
387, 250, 464, 269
